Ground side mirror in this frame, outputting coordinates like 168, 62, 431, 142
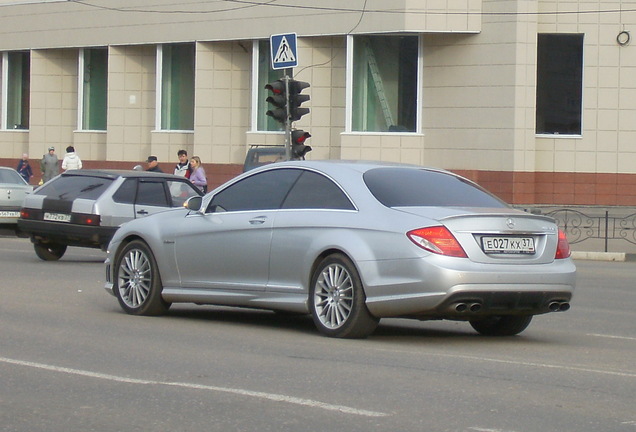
185, 196, 203, 211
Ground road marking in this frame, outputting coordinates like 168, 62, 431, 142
588, 333, 636, 342
371, 349, 636, 379
469, 428, 518, 432
0, 356, 388, 418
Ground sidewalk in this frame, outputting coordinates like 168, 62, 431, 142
571, 251, 636, 262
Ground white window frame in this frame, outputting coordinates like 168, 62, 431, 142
345, 34, 422, 134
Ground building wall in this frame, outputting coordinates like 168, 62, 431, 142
2, 0, 636, 205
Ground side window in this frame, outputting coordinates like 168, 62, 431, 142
282, 171, 355, 210
136, 181, 169, 206
167, 179, 200, 207
208, 169, 302, 212
112, 178, 137, 204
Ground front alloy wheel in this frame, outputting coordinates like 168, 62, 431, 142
309, 254, 379, 338
114, 240, 170, 316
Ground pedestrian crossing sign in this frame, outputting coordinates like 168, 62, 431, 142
270, 33, 298, 70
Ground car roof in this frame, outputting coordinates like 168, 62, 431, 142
250, 159, 450, 177
59, 169, 184, 180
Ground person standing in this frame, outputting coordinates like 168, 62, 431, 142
62, 146, 83, 171
40, 147, 60, 183
145, 155, 163, 173
189, 156, 207, 193
174, 149, 192, 178
17, 153, 33, 184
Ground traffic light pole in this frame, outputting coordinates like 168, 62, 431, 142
284, 76, 291, 161
283, 69, 293, 161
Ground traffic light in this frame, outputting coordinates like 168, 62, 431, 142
265, 79, 287, 124
291, 130, 312, 160
288, 79, 310, 122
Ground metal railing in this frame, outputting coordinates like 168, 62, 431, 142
543, 208, 636, 252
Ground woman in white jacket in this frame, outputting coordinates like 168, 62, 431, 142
62, 146, 83, 171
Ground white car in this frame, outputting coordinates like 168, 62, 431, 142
0, 167, 32, 231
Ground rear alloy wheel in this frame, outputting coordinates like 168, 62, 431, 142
33, 242, 67, 261
309, 254, 379, 338
469, 315, 533, 336
114, 240, 170, 316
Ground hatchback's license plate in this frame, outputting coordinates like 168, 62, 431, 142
44, 212, 71, 223
0, 211, 19, 218
482, 236, 535, 254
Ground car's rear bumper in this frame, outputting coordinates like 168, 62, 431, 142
17, 218, 118, 249
360, 256, 576, 319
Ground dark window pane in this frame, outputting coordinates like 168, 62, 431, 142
536, 34, 583, 135
136, 181, 169, 206
282, 171, 355, 210
208, 169, 302, 212
364, 168, 507, 208
35, 176, 113, 201
6, 51, 30, 129
112, 179, 137, 204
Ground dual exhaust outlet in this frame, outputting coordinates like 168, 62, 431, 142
453, 300, 570, 314
454, 302, 482, 313
548, 301, 570, 312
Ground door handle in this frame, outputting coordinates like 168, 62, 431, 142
249, 216, 267, 225
137, 210, 149, 215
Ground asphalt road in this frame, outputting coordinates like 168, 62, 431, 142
1, 236, 635, 432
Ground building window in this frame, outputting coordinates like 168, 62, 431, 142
2, 51, 30, 129
255, 40, 284, 132
350, 35, 418, 133
79, 48, 108, 131
536, 34, 584, 135
158, 43, 195, 131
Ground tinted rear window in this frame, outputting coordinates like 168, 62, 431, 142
363, 168, 507, 208
35, 175, 114, 201
0, 169, 25, 184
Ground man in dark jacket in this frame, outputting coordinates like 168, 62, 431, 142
145, 155, 163, 173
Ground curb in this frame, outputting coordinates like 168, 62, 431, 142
571, 251, 636, 262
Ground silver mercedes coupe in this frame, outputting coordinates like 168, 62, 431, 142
104, 161, 576, 338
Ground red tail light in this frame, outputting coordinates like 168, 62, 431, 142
555, 229, 571, 259
73, 213, 101, 226
407, 226, 468, 258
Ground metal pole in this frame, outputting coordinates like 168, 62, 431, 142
605, 210, 609, 252
284, 68, 293, 161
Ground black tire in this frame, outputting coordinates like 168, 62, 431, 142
309, 253, 379, 338
33, 242, 67, 261
113, 240, 170, 316
469, 315, 533, 336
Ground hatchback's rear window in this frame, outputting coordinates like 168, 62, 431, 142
36, 175, 114, 201
363, 168, 507, 208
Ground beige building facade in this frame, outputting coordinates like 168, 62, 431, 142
1, 0, 636, 204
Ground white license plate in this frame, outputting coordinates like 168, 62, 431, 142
482, 236, 535, 254
44, 212, 72, 223
0, 211, 19, 218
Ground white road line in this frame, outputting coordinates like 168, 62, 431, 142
0, 356, 388, 418
371, 349, 636, 379
588, 333, 636, 342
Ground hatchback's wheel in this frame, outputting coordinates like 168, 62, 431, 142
33, 242, 67, 261
114, 240, 170, 316
309, 254, 379, 338
469, 315, 533, 336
